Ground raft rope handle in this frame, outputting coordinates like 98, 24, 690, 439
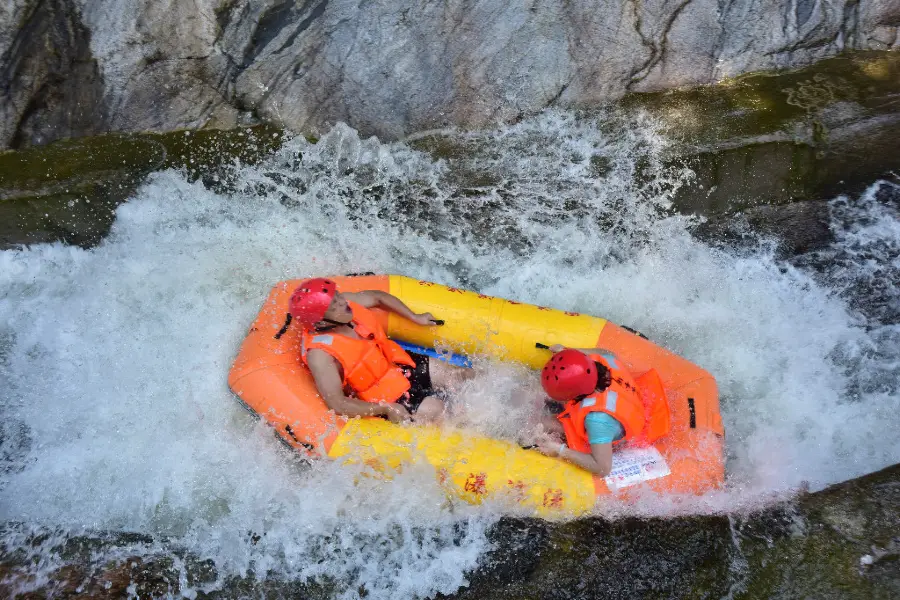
537, 329, 649, 347
622, 325, 649, 340
284, 424, 315, 451
274, 313, 292, 339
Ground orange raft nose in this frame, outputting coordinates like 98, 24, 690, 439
228, 274, 725, 516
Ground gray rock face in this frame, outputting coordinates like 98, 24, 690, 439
2, 0, 900, 147
1, 0, 107, 147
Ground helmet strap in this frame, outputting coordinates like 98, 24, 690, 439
315, 317, 352, 331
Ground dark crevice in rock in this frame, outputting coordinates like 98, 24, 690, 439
796, 0, 816, 30
771, 5, 841, 57
9, 84, 48, 149
628, 0, 694, 88
278, 0, 330, 54
215, 0, 253, 85
841, 0, 861, 49
710, 0, 734, 78
626, 1, 658, 88
770, 35, 837, 57
1, 0, 107, 149
544, 82, 569, 109
243, 0, 329, 67
245, 0, 299, 65
214, 0, 241, 35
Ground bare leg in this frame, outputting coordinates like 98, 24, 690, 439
413, 395, 445, 423
428, 358, 475, 391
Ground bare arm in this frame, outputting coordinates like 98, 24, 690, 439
549, 344, 616, 357
536, 438, 613, 476
344, 290, 438, 326
562, 443, 613, 476
306, 349, 409, 422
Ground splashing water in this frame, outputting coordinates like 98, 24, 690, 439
1, 111, 898, 597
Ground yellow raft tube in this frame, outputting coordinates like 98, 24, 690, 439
228, 274, 725, 516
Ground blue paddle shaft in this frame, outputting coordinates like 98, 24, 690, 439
395, 340, 473, 368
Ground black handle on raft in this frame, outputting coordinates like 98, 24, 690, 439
622, 325, 649, 340
535, 342, 550, 350
274, 313, 292, 339
430, 319, 445, 326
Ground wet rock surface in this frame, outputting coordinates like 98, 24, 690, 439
2, 1, 900, 146
691, 198, 835, 259
0, 0, 107, 148
0, 125, 283, 249
624, 51, 900, 259
1, 464, 897, 599
455, 465, 900, 599
3, 39, 899, 257
645, 52, 900, 212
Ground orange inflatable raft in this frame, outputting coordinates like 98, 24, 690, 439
228, 274, 725, 516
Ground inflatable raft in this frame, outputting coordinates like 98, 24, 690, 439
228, 274, 725, 516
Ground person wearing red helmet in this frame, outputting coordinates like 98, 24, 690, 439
533, 345, 640, 476
290, 278, 458, 424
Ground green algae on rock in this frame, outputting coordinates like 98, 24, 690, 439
0, 125, 285, 249
623, 51, 900, 214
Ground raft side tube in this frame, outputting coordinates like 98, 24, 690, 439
329, 418, 598, 516
385, 274, 607, 367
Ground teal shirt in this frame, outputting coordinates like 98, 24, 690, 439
583, 351, 625, 445
584, 412, 625, 444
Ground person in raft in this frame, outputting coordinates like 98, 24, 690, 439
533, 345, 667, 476
290, 277, 458, 424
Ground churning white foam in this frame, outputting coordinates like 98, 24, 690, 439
1, 113, 898, 597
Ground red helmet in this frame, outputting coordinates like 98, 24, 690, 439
289, 278, 337, 327
541, 349, 598, 401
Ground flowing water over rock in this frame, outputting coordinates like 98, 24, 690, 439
0, 112, 898, 598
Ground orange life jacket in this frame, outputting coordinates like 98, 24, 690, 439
300, 301, 417, 403
557, 353, 671, 453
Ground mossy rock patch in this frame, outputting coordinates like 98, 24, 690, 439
0, 125, 285, 248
